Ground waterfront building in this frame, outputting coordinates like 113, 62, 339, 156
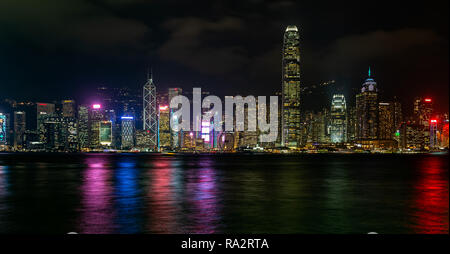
77, 105, 89, 150
169, 88, 182, 149
13, 111, 26, 150
414, 97, 434, 148
37, 102, 55, 142
135, 130, 152, 151
330, 94, 347, 143
400, 122, 423, 150
143, 71, 158, 150
356, 68, 378, 140
347, 106, 357, 142
158, 105, 171, 150
89, 104, 104, 149
99, 121, 112, 147
62, 100, 76, 118
121, 116, 135, 149
378, 102, 395, 140
430, 119, 438, 149
281, 25, 301, 148
0, 113, 7, 147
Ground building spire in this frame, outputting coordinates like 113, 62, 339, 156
368, 66, 371, 77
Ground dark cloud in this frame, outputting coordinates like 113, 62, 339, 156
0, 0, 151, 50
158, 16, 249, 75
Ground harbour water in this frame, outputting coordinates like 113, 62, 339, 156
0, 153, 448, 234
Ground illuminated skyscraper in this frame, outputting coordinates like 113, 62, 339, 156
430, 119, 438, 149
158, 105, 171, 150
169, 88, 182, 149
62, 100, 76, 118
414, 98, 434, 147
0, 113, 7, 146
121, 116, 135, 149
89, 104, 104, 149
143, 71, 158, 150
77, 105, 89, 150
281, 25, 301, 148
356, 68, 378, 140
378, 102, 394, 140
37, 102, 55, 142
99, 121, 112, 147
13, 111, 26, 150
330, 94, 347, 143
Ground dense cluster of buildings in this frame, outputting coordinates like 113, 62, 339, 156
0, 26, 448, 153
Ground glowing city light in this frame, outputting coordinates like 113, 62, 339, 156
425, 99, 432, 103
159, 105, 169, 111
121, 116, 134, 120
431, 119, 437, 123
93, 104, 101, 109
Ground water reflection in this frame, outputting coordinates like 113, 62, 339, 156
0, 165, 9, 231
0, 153, 448, 234
185, 157, 221, 233
148, 157, 179, 233
79, 155, 115, 234
114, 157, 142, 233
410, 156, 449, 234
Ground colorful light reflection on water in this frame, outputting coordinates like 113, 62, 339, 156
0, 153, 447, 234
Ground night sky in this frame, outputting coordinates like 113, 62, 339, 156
0, 0, 448, 113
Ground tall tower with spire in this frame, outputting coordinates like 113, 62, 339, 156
281, 25, 301, 148
143, 69, 158, 150
356, 67, 378, 140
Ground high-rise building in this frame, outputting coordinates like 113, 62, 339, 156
135, 130, 152, 150
400, 122, 423, 150
330, 94, 347, 143
143, 71, 158, 150
62, 100, 76, 118
378, 102, 394, 140
356, 68, 378, 140
13, 111, 26, 150
281, 25, 301, 148
169, 88, 182, 149
99, 121, 112, 147
121, 116, 135, 149
0, 113, 7, 146
77, 105, 89, 150
347, 106, 357, 142
37, 102, 55, 142
430, 119, 438, 149
392, 98, 403, 131
89, 104, 104, 149
158, 105, 171, 150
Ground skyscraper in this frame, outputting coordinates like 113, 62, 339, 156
281, 25, 301, 148
121, 116, 135, 149
378, 102, 394, 140
77, 105, 89, 150
13, 111, 26, 150
330, 94, 347, 143
143, 71, 158, 150
356, 68, 378, 140
169, 88, 182, 149
89, 104, 104, 149
62, 100, 76, 118
158, 105, 171, 150
0, 113, 8, 146
37, 102, 55, 142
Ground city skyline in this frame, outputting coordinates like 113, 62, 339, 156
0, 1, 448, 113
